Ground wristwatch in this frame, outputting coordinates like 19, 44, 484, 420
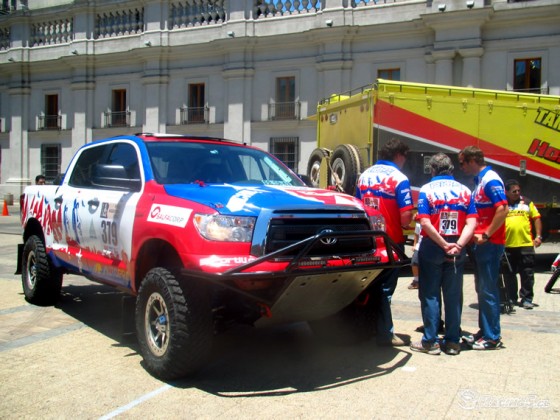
536, 235, 543, 240
482, 232, 489, 241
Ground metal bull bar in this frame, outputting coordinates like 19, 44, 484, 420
180, 230, 410, 309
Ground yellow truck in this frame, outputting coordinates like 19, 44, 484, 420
308, 79, 560, 240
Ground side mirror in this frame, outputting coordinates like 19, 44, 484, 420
298, 174, 314, 187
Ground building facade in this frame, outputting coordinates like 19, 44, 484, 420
1, 0, 559, 196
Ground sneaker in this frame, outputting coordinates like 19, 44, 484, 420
472, 338, 503, 350
408, 281, 419, 290
522, 301, 534, 310
442, 341, 461, 356
410, 340, 441, 355
378, 334, 407, 347
462, 330, 482, 347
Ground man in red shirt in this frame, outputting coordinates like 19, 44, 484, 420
356, 138, 414, 346
459, 146, 508, 350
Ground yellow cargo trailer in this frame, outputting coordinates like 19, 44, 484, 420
308, 79, 560, 239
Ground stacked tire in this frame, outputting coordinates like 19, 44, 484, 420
307, 144, 363, 195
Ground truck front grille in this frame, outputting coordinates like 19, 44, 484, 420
265, 217, 373, 257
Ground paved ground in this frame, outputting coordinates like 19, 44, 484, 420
1, 205, 559, 419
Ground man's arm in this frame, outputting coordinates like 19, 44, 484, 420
534, 217, 543, 247
400, 209, 413, 229
488, 204, 508, 237
474, 204, 508, 244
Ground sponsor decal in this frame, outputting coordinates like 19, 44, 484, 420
100, 202, 117, 219
535, 108, 560, 133
226, 189, 259, 212
147, 204, 192, 228
199, 255, 256, 267
334, 194, 359, 206
527, 138, 560, 164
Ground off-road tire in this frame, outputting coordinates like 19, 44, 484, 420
330, 144, 363, 195
135, 267, 213, 380
307, 148, 330, 188
22, 235, 63, 306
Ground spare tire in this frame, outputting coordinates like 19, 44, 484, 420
330, 144, 363, 195
307, 147, 330, 188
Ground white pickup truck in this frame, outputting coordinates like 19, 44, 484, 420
18, 133, 407, 380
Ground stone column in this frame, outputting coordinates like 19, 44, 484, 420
432, 49, 456, 86
142, 73, 169, 134
7, 82, 30, 192
222, 39, 254, 144
222, 67, 254, 144
459, 47, 483, 88
71, 79, 94, 148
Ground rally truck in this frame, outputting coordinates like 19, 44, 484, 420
308, 79, 560, 240
17, 133, 407, 380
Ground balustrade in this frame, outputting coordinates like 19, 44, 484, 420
180, 106, 209, 124
268, 101, 300, 120
95, 8, 144, 39
104, 111, 131, 128
30, 19, 73, 46
0, 0, 418, 50
39, 115, 62, 130
169, 0, 226, 29
254, 0, 322, 18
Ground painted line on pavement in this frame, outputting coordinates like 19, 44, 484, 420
0, 323, 85, 352
0, 304, 33, 316
99, 384, 173, 419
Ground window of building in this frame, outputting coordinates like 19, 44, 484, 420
41, 144, 61, 183
183, 83, 206, 124
377, 68, 401, 80
270, 136, 299, 172
40, 94, 60, 130
272, 76, 298, 120
514, 58, 542, 93
109, 89, 129, 127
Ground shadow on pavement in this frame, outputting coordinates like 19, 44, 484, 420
172, 325, 411, 396
56, 281, 411, 395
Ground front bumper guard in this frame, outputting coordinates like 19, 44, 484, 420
181, 230, 409, 324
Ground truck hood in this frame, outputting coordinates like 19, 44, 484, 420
164, 184, 364, 216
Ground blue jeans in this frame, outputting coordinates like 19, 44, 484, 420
375, 242, 405, 342
418, 237, 465, 344
473, 242, 504, 341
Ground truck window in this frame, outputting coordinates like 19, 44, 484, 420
106, 143, 140, 180
69, 145, 107, 188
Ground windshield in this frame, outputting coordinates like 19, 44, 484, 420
145, 141, 305, 187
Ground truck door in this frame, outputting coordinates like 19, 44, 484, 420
60, 141, 142, 288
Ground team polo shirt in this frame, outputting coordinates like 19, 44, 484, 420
417, 175, 478, 238
356, 160, 414, 243
505, 196, 541, 248
472, 166, 508, 245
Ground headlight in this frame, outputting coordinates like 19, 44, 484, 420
193, 214, 256, 242
368, 213, 386, 232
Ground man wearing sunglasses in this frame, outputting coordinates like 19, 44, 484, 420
458, 146, 508, 350
503, 179, 543, 310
